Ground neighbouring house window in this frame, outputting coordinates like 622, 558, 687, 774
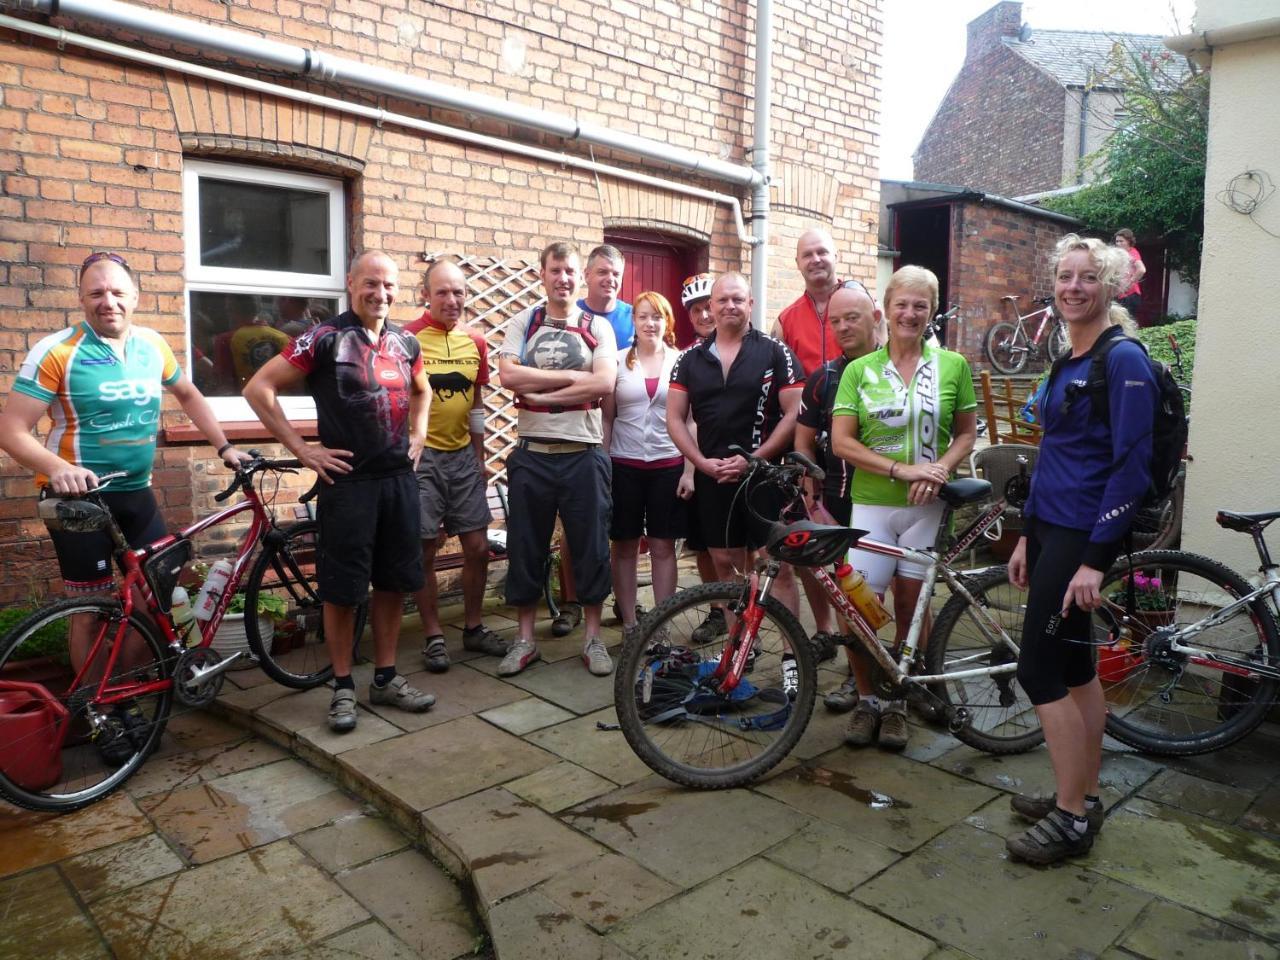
182, 160, 346, 419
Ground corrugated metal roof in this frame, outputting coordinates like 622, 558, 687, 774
1004, 29, 1187, 87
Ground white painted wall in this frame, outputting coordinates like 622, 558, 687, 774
1179, 9, 1280, 575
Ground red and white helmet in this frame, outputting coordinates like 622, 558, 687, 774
681, 273, 713, 308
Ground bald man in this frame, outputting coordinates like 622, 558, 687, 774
774, 228, 843, 375
245, 251, 435, 733
409, 260, 505, 673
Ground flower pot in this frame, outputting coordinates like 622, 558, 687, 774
211, 613, 271, 670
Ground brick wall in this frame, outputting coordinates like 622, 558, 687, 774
946, 200, 1065, 365
913, 3, 1065, 198
0, 0, 880, 603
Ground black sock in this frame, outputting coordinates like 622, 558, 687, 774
333, 674, 355, 691
373, 666, 396, 687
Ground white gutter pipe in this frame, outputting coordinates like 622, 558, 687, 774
0, 0, 763, 192
1165, 17, 1280, 54
0, 13, 757, 246
749, 0, 773, 330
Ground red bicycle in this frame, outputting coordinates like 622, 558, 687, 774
0, 455, 365, 812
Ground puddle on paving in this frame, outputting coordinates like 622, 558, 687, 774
562, 800, 660, 839
796, 767, 913, 810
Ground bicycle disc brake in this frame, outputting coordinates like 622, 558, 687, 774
174, 647, 226, 707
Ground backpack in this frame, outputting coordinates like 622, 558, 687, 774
1076, 328, 1188, 508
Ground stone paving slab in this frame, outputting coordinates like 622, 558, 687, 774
524, 707, 653, 785
1119, 898, 1279, 960
61, 832, 186, 904
139, 756, 363, 863
488, 889, 635, 960
293, 812, 409, 873
89, 838, 370, 959
480, 696, 576, 736
536, 851, 680, 932
1089, 797, 1280, 940
609, 857, 935, 960
758, 747, 997, 852
853, 820, 1153, 960
0, 792, 152, 878
562, 780, 809, 888
424, 786, 605, 907
340, 715, 558, 818
335, 848, 478, 960
505, 760, 619, 814
763, 817, 900, 894
0, 865, 108, 960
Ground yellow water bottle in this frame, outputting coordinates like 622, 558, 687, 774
835, 563, 892, 630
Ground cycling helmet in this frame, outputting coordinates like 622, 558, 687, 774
681, 273, 713, 308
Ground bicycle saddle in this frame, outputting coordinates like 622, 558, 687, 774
1216, 510, 1280, 532
938, 478, 991, 507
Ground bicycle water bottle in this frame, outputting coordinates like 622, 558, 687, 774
193, 560, 233, 621
835, 563, 892, 630
170, 586, 197, 644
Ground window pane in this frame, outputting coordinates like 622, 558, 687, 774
191, 291, 339, 398
198, 178, 331, 273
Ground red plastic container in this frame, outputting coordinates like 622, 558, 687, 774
0, 680, 68, 791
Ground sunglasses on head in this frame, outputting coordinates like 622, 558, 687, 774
79, 251, 130, 280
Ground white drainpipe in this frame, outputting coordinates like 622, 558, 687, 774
749, 0, 773, 330
0, 13, 759, 247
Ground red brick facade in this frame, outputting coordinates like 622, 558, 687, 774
0, 0, 880, 603
913, 2, 1065, 198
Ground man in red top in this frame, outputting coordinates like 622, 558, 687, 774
773, 227, 842, 375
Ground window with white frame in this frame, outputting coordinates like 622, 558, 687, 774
182, 160, 347, 419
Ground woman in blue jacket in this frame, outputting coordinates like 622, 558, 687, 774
1005, 235, 1157, 865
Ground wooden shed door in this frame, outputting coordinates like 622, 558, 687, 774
605, 233, 702, 347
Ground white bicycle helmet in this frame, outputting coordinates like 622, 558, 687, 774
681, 273, 713, 308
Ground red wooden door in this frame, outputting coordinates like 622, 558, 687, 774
606, 233, 702, 347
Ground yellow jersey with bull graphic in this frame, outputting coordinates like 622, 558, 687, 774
414, 315, 490, 452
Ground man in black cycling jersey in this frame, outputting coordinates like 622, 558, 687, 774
794, 279, 881, 711
668, 273, 805, 688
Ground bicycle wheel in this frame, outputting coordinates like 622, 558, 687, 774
1045, 319, 1070, 362
244, 520, 368, 689
1098, 550, 1279, 756
0, 597, 171, 813
614, 581, 817, 789
924, 565, 1044, 754
984, 321, 1029, 374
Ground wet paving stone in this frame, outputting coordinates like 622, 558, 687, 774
1138, 769, 1257, 824
524, 708, 653, 786
1120, 898, 1279, 960
854, 820, 1152, 960
62, 833, 185, 903
537, 852, 679, 932
293, 813, 408, 873
424, 786, 604, 906
758, 749, 996, 853
0, 791, 152, 878
763, 818, 900, 894
90, 838, 369, 959
1089, 797, 1280, 940
506, 760, 618, 814
141, 757, 361, 863
335, 848, 477, 960
0, 866, 108, 960
562, 780, 808, 888
610, 857, 934, 960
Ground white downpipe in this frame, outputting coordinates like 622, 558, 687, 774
749, 0, 773, 330
0, 0, 763, 190
0, 13, 758, 246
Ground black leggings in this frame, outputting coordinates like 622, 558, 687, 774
1016, 519, 1105, 705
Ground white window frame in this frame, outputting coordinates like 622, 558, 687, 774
182, 159, 347, 421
